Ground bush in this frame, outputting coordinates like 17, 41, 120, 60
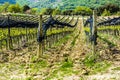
83, 53, 96, 67
7, 4, 22, 13
31, 8, 38, 14
97, 3, 120, 16
40, 8, 54, 15
22, 5, 30, 12
74, 6, 92, 15
115, 11, 120, 16
52, 8, 61, 15
0, 2, 9, 12
102, 9, 111, 16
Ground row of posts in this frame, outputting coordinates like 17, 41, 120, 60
3, 11, 119, 59
0, 14, 37, 51
0, 14, 69, 59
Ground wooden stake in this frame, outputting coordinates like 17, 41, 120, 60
38, 15, 43, 58
92, 10, 97, 54
7, 15, 12, 50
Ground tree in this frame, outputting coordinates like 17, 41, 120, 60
7, 4, 22, 13
74, 6, 92, 15
23, 5, 30, 12
0, 2, 10, 13
97, 3, 120, 15
31, 8, 38, 14
40, 8, 54, 15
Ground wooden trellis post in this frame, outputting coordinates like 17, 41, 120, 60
25, 26, 28, 42
92, 10, 97, 54
38, 15, 43, 58
7, 14, 13, 49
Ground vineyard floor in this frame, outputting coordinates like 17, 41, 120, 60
0, 18, 120, 80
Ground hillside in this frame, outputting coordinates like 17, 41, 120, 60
0, 0, 120, 10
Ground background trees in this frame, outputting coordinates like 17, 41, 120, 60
0, 2, 10, 13
97, 3, 120, 16
7, 4, 21, 13
0, 2, 119, 16
22, 5, 30, 12
74, 6, 92, 15
52, 8, 61, 15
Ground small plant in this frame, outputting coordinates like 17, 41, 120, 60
25, 76, 34, 80
83, 52, 111, 74
38, 60, 47, 68
60, 59, 73, 71
91, 61, 111, 74
30, 55, 38, 63
83, 53, 97, 67
102, 9, 111, 16
61, 61, 73, 68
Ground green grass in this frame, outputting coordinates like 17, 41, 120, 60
98, 26, 120, 30
91, 61, 111, 74
83, 53, 97, 67
98, 32, 120, 48
45, 58, 80, 79
83, 53, 111, 75
98, 35, 116, 47
60, 61, 73, 69
112, 67, 120, 70
84, 25, 120, 32
29, 59, 47, 69
25, 77, 34, 80
71, 33, 79, 47
53, 33, 72, 47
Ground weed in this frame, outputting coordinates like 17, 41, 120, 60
91, 61, 111, 74
30, 55, 38, 63
25, 76, 34, 80
60, 60, 73, 69
83, 53, 111, 74
83, 53, 97, 67
38, 60, 47, 68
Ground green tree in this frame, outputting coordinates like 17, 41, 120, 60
97, 3, 120, 15
7, 4, 22, 13
74, 6, 92, 15
0, 2, 10, 13
40, 8, 54, 15
31, 8, 38, 14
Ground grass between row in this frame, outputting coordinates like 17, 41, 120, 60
0, 32, 75, 80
